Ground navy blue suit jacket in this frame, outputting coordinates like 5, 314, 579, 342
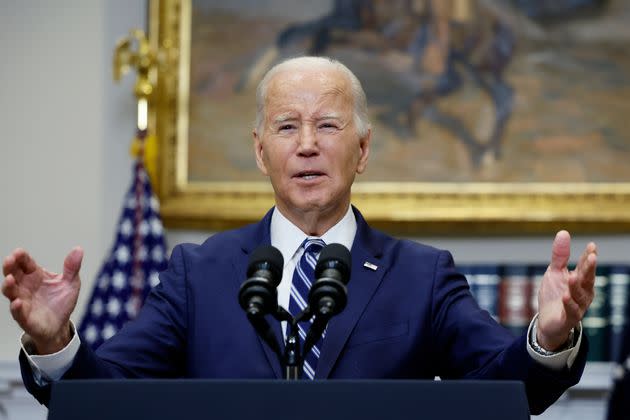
21, 207, 587, 414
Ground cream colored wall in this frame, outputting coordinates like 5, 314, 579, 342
1, 0, 629, 366
0, 0, 144, 361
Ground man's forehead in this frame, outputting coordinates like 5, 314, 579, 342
267, 66, 351, 95
266, 73, 351, 108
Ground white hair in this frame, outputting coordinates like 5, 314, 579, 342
255, 56, 371, 137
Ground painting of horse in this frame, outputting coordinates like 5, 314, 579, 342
187, 0, 630, 183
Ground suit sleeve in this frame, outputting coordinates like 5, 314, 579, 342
430, 250, 588, 415
20, 244, 190, 406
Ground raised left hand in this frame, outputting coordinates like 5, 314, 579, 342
536, 230, 597, 351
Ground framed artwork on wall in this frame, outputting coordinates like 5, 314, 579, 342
149, 0, 630, 234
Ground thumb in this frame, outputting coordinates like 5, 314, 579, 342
550, 230, 571, 271
63, 247, 83, 280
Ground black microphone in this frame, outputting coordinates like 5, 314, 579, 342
238, 245, 284, 317
310, 243, 351, 317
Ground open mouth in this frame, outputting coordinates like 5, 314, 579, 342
295, 171, 324, 180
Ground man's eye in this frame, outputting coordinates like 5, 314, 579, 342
319, 123, 338, 130
278, 124, 295, 131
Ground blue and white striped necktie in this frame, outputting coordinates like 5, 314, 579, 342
288, 238, 325, 379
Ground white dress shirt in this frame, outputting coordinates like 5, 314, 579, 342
270, 205, 356, 337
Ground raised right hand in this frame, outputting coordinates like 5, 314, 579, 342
2, 247, 83, 354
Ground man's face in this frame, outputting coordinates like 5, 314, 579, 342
253, 66, 370, 224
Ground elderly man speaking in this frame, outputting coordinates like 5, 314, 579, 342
3, 57, 597, 415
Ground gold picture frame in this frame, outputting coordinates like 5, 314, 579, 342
148, 0, 630, 235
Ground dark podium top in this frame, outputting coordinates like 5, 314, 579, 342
48, 379, 530, 420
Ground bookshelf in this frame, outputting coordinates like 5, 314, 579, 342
461, 264, 630, 366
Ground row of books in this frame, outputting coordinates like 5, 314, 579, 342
458, 264, 630, 362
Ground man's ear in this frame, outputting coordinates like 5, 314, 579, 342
253, 130, 269, 175
356, 128, 371, 174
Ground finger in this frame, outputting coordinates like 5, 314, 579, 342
575, 245, 589, 274
2, 253, 24, 282
62, 247, 83, 281
574, 241, 597, 272
2, 274, 19, 300
577, 252, 598, 292
2, 255, 11, 277
3, 252, 20, 277
582, 243, 598, 270
9, 298, 30, 327
15, 249, 38, 275
550, 230, 571, 271
562, 293, 584, 324
567, 272, 591, 309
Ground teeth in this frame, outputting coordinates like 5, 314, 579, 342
302, 174, 317, 180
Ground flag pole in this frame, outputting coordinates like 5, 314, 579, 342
114, 29, 161, 321
113, 29, 160, 189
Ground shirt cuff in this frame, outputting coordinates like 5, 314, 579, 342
20, 321, 82, 385
526, 314, 583, 371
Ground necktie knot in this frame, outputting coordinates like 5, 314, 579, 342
302, 238, 325, 256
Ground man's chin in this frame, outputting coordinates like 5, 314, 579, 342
277, 188, 348, 215
294, 198, 348, 217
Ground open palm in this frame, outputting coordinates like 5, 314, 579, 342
2, 248, 82, 353
537, 231, 597, 351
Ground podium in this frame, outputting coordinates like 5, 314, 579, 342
48, 379, 530, 420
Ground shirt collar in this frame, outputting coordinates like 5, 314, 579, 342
270, 206, 357, 267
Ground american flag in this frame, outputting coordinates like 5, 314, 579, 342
78, 156, 168, 349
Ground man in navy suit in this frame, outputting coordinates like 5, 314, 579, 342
2, 56, 598, 414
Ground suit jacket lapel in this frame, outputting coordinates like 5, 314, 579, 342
315, 207, 390, 379
234, 208, 284, 379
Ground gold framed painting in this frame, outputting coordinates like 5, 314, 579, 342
148, 0, 630, 234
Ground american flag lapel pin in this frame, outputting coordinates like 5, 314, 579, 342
363, 261, 378, 271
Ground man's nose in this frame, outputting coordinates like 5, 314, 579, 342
296, 126, 319, 156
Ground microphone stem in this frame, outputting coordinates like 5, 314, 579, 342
283, 324, 301, 380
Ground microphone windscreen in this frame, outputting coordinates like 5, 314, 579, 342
315, 243, 351, 283
247, 245, 284, 284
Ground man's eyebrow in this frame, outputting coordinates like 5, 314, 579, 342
272, 113, 297, 124
315, 113, 342, 121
